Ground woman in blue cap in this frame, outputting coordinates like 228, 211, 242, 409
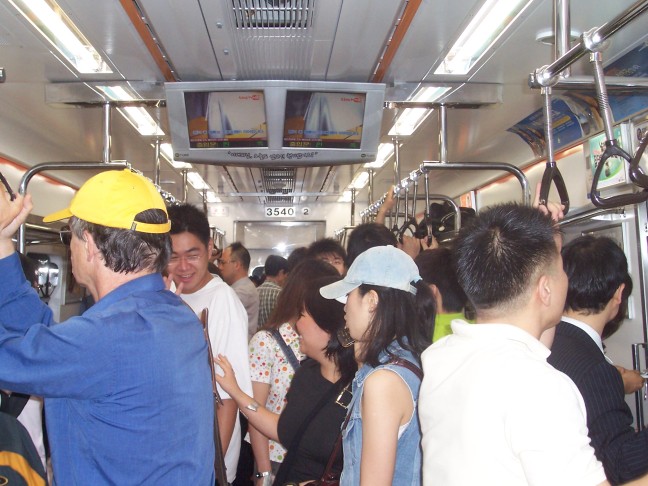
320, 245, 435, 486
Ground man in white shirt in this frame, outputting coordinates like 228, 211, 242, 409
420, 203, 630, 486
167, 204, 252, 485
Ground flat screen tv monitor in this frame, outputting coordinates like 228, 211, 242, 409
165, 80, 385, 166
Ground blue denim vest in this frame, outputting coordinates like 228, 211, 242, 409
340, 342, 422, 485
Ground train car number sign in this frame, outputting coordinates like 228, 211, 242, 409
265, 206, 296, 218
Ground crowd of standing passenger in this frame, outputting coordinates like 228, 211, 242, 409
3, 174, 648, 486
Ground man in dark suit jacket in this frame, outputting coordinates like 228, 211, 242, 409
548, 235, 648, 485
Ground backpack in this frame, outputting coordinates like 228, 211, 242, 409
0, 395, 47, 486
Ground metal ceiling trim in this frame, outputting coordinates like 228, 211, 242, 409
118, 0, 180, 82
371, 0, 422, 83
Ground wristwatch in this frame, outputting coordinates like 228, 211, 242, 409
246, 400, 260, 412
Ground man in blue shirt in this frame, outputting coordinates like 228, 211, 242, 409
0, 169, 214, 485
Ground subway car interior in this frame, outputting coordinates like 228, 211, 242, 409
1, 0, 648, 425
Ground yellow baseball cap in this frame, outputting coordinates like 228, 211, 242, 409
43, 169, 171, 234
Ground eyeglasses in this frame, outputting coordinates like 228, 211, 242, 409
168, 253, 204, 265
0, 171, 16, 201
59, 225, 72, 246
217, 259, 237, 266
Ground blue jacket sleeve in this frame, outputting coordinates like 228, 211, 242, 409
0, 315, 113, 399
0, 253, 55, 332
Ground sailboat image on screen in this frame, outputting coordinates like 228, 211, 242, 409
208, 95, 233, 139
303, 93, 333, 140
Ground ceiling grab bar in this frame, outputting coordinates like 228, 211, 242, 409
538, 87, 570, 214
420, 162, 531, 206
588, 46, 648, 208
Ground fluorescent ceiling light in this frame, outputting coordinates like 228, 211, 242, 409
8, 0, 112, 74
159, 143, 193, 169
205, 191, 221, 203
187, 172, 210, 191
435, 0, 533, 75
349, 171, 369, 190
338, 190, 353, 203
98, 86, 164, 137
388, 86, 451, 137
364, 143, 395, 169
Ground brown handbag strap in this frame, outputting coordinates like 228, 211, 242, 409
200, 308, 228, 486
318, 409, 351, 481
388, 357, 423, 380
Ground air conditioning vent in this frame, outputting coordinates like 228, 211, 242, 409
232, 0, 314, 29
261, 167, 296, 195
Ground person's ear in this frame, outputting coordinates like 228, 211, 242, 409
206, 243, 213, 261
364, 289, 379, 312
537, 274, 552, 307
612, 283, 625, 305
83, 231, 98, 262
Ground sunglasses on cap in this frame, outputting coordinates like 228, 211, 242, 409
59, 225, 72, 246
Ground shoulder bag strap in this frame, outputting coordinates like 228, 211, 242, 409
270, 328, 301, 371
272, 379, 344, 486
200, 308, 229, 486
388, 357, 423, 380
317, 395, 353, 482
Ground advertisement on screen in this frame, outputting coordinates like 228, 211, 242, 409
283, 91, 365, 149
184, 91, 268, 148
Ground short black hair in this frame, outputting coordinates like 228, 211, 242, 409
562, 235, 632, 314
346, 223, 397, 266
228, 242, 251, 270
287, 247, 308, 270
167, 204, 211, 247
307, 238, 346, 261
454, 204, 560, 312
264, 255, 290, 277
415, 247, 467, 312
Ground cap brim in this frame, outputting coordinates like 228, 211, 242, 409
43, 207, 73, 223
319, 279, 360, 301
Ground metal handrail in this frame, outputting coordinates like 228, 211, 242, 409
18, 162, 129, 253
530, 0, 648, 88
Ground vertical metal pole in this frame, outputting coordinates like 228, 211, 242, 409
153, 138, 161, 186
102, 101, 112, 164
367, 169, 374, 207
632, 343, 646, 430
424, 172, 430, 212
392, 138, 401, 229
182, 169, 188, 202
350, 188, 356, 226
411, 176, 418, 219
438, 104, 448, 163
554, 0, 572, 78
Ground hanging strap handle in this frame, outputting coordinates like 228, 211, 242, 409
538, 87, 570, 215
628, 132, 648, 189
588, 51, 648, 208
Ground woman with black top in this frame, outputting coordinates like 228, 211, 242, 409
215, 274, 357, 485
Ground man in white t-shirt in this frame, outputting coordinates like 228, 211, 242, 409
419, 203, 644, 486
167, 204, 252, 485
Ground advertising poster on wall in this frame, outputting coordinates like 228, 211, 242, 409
585, 125, 629, 192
